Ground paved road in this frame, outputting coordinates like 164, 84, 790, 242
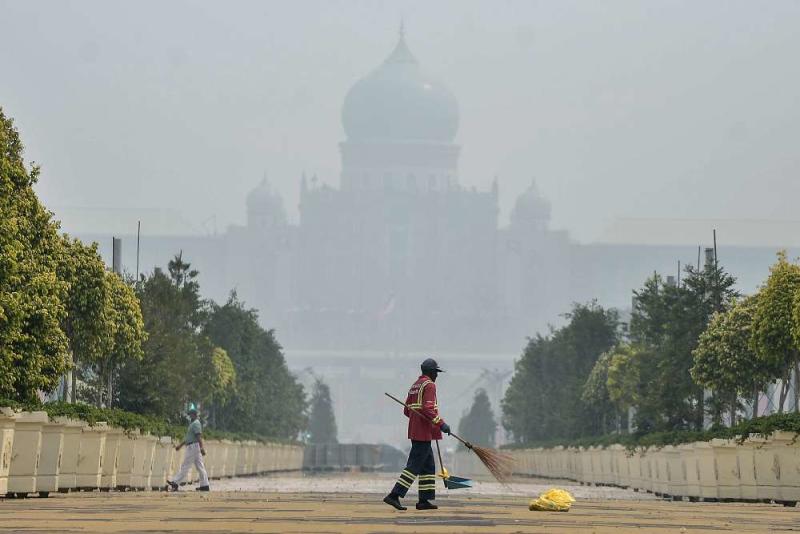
211, 472, 654, 500
0, 474, 795, 533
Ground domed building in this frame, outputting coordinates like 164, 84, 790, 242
338, 29, 462, 194
221, 29, 572, 352
84, 29, 797, 445
342, 29, 459, 144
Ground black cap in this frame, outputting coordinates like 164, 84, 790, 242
421, 358, 444, 373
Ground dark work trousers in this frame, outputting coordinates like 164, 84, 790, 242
391, 440, 437, 502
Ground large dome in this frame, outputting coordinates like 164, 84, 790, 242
342, 31, 459, 143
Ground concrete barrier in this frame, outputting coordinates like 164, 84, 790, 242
495, 432, 800, 504
0, 408, 17, 496
628, 448, 644, 491
1, 411, 306, 495
150, 437, 174, 490
130, 434, 156, 489
76, 422, 107, 490
115, 430, 138, 489
101, 427, 123, 491
57, 418, 84, 492
205, 439, 219, 479
679, 443, 700, 500
712, 438, 741, 501
37, 419, 65, 495
6, 411, 48, 496
766, 431, 800, 505
664, 445, 686, 499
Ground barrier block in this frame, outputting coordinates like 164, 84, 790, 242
150, 436, 174, 490
76, 422, 107, 489
0, 408, 18, 495
7, 411, 48, 495
769, 431, 800, 503
37, 419, 65, 494
711, 438, 741, 500
101, 427, 123, 490
55, 417, 84, 492
663, 445, 686, 498
115, 430, 139, 489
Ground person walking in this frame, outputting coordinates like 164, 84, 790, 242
167, 404, 210, 491
383, 358, 450, 511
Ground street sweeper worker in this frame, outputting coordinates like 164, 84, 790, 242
384, 357, 451, 511
167, 404, 210, 491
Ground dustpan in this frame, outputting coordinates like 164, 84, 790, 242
436, 440, 473, 490
443, 474, 473, 489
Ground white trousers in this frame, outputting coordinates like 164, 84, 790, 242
172, 442, 209, 487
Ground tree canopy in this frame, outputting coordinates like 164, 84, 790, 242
203, 293, 307, 440
0, 107, 69, 401
458, 389, 497, 448
753, 252, 800, 413
502, 302, 620, 443
307, 378, 337, 444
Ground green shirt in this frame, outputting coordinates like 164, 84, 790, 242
185, 419, 202, 445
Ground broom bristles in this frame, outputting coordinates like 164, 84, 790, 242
471, 444, 514, 484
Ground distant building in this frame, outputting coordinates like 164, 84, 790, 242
82, 30, 797, 355
76, 31, 798, 444
214, 31, 571, 351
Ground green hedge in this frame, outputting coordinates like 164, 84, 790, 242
0, 400, 300, 444
502, 412, 800, 451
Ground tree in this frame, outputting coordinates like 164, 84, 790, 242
117, 254, 208, 420
203, 293, 307, 439
56, 237, 114, 401
0, 107, 69, 401
458, 389, 497, 448
195, 345, 236, 416
628, 265, 738, 431
752, 252, 800, 413
502, 302, 619, 443
581, 351, 623, 434
100, 273, 146, 407
693, 295, 775, 424
307, 378, 337, 444
606, 344, 642, 411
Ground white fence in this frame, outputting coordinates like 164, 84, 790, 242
0, 408, 304, 497
453, 432, 800, 505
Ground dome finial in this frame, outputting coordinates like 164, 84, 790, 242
385, 18, 416, 64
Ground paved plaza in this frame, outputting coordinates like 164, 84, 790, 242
0, 473, 796, 533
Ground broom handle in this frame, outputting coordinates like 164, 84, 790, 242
435, 438, 444, 471
384, 392, 473, 449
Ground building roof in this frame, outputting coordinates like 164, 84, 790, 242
341, 27, 459, 143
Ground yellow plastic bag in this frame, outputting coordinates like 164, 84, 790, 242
529, 488, 576, 512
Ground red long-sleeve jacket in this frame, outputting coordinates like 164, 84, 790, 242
404, 374, 445, 441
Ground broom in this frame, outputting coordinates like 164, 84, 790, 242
384, 392, 514, 484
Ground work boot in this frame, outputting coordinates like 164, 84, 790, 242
416, 500, 438, 510
383, 494, 407, 511
195, 485, 210, 491
166, 480, 178, 492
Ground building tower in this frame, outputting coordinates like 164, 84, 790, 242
339, 26, 461, 193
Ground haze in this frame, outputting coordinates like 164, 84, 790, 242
3, 0, 799, 246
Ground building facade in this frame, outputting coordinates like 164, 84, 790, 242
219, 32, 568, 352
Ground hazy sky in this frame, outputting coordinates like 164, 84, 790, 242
3, 0, 799, 245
